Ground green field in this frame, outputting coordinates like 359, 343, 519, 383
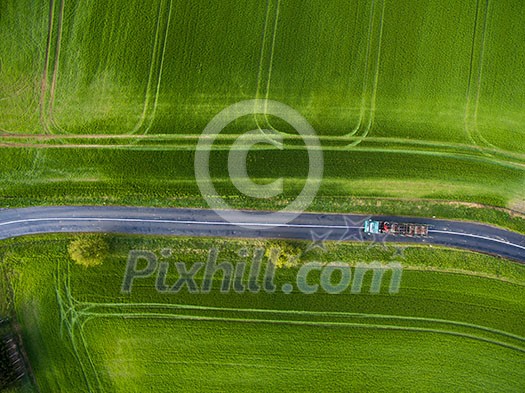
1, 1, 525, 391
1, 235, 524, 392
2, 0, 525, 145
0, 0, 524, 218
0, 146, 524, 233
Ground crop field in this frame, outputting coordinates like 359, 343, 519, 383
0, 145, 524, 234
1, 0, 524, 145
0, 1, 524, 391
0, 0, 524, 218
1, 235, 524, 392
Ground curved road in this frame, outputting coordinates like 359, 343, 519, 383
0, 206, 524, 263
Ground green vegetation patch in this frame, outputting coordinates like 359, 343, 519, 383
1, 235, 524, 392
1, 0, 524, 225
3, 0, 525, 151
0, 146, 523, 232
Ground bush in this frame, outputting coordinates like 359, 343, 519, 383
264, 241, 303, 269
68, 234, 109, 268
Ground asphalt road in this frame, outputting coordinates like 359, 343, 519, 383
0, 206, 524, 263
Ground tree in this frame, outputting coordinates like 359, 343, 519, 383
68, 234, 109, 268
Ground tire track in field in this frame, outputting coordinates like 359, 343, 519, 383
254, 0, 283, 147
100, 1, 119, 79
130, 1, 165, 134
73, 300, 525, 353
345, 0, 367, 135
2, 133, 525, 164
56, 264, 102, 393
0, 127, 18, 137
2, 124, 525, 168
56, 296, 96, 392
77, 310, 525, 354
253, 0, 273, 133
1, 139, 523, 170
150, 360, 331, 373
78, 301, 525, 343
254, 0, 273, 101
130, 0, 173, 136
39, 0, 172, 137
39, 0, 58, 135
464, 0, 496, 150
346, 0, 376, 138
346, 0, 386, 147
255, 0, 385, 147
143, 0, 173, 135
46, 0, 66, 134
262, 0, 281, 116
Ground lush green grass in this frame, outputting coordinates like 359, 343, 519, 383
2, 1, 525, 391
83, 318, 523, 392
0, 145, 523, 233
0, 1, 47, 134
1, 0, 524, 224
1, 235, 524, 392
2, 0, 524, 149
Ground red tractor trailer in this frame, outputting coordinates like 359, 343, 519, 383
364, 219, 429, 237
